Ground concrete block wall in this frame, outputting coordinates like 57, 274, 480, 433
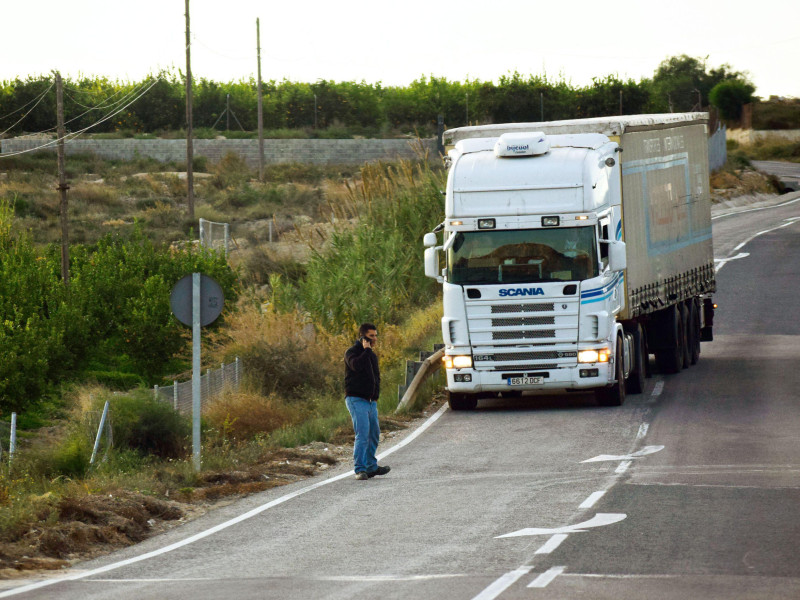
0, 137, 439, 167
726, 129, 800, 145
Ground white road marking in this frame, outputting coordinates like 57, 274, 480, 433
582, 445, 664, 463
471, 566, 533, 600
0, 404, 451, 598
528, 566, 566, 588
717, 217, 800, 273
579, 490, 606, 509
497, 513, 626, 538
615, 460, 632, 474
711, 195, 800, 220
87, 574, 469, 583
636, 423, 649, 440
651, 379, 664, 398
534, 534, 568, 554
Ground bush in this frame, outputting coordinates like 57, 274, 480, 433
204, 390, 305, 440
103, 391, 190, 459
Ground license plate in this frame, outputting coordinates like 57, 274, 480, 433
507, 376, 543, 386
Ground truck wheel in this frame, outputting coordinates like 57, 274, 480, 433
679, 303, 691, 369
688, 300, 701, 365
596, 336, 626, 406
625, 324, 646, 395
655, 305, 682, 374
447, 391, 478, 411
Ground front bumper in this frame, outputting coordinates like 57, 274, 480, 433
446, 363, 614, 394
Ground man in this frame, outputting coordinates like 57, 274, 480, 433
344, 323, 390, 481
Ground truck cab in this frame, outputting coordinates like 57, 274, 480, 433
425, 131, 630, 409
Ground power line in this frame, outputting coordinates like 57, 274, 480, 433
0, 82, 55, 135
0, 77, 163, 158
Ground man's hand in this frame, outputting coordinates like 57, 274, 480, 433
361, 338, 371, 349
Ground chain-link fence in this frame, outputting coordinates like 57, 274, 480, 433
199, 218, 231, 256
154, 357, 241, 415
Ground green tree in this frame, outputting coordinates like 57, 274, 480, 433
709, 80, 755, 123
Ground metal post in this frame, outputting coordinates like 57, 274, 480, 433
235, 356, 240, 388
192, 272, 201, 471
206, 368, 212, 400
199, 218, 206, 247
174, 380, 179, 411
221, 362, 226, 390
154, 384, 159, 400
90, 401, 110, 465
224, 223, 230, 257
9, 413, 17, 461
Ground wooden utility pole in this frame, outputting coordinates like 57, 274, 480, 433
256, 18, 265, 182
185, 0, 195, 219
55, 71, 70, 286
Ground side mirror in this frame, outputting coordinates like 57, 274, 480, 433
423, 232, 438, 248
424, 247, 443, 282
608, 240, 627, 272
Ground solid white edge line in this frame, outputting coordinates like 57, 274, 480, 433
711, 195, 800, 220
471, 566, 533, 600
0, 404, 451, 598
578, 490, 606, 509
528, 566, 566, 588
535, 534, 569, 555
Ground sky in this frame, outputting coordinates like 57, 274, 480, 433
2, 0, 798, 98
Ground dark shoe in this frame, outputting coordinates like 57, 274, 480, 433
354, 472, 369, 480
367, 465, 390, 478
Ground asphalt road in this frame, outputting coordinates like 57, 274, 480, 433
3, 193, 800, 600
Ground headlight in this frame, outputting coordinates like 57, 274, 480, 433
578, 348, 610, 363
443, 355, 472, 369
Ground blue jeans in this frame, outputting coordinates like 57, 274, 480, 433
345, 396, 380, 474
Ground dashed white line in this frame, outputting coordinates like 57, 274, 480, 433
651, 380, 664, 398
471, 566, 533, 600
528, 566, 566, 588
534, 534, 569, 554
615, 460, 632, 474
579, 490, 606, 509
636, 423, 649, 440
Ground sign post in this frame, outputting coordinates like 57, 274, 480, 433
170, 273, 224, 471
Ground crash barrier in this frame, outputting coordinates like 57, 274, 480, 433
396, 344, 445, 413
154, 357, 241, 415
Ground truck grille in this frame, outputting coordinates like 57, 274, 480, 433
491, 303, 555, 314
493, 330, 556, 340
483, 350, 577, 362
492, 316, 554, 327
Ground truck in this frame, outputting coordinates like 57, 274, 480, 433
423, 113, 716, 410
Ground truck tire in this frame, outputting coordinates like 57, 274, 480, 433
679, 303, 691, 369
625, 324, 646, 395
655, 305, 683, 374
447, 391, 478, 411
596, 336, 626, 406
688, 300, 701, 365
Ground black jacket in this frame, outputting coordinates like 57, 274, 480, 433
344, 341, 380, 400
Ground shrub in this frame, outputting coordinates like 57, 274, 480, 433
102, 391, 190, 459
204, 390, 306, 440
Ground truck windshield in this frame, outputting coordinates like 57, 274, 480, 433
447, 227, 598, 285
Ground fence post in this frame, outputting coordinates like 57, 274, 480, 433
221, 362, 226, 390
154, 384, 159, 400
173, 381, 179, 411
90, 401, 110, 465
205, 368, 211, 404
235, 356, 240, 388
199, 218, 206, 247
9, 413, 17, 461
224, 223, 230, 257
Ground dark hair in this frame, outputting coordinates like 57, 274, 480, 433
358, 323, 377, 337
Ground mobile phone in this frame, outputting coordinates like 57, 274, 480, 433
360, 336, 371, 346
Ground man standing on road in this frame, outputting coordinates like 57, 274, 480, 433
345, 323, 391, 481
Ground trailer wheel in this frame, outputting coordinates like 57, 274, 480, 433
447, 391, 478, 411
655, 305, 683, 374
625, 324, 646, 395
596, 336, 626, 406
688, 300, 701, 365
679, 303, 691, 369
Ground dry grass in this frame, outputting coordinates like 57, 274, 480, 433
204, 389, 307, 440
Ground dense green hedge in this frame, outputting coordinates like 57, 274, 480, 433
0, 201, 237, 413
0, 55, 764, 138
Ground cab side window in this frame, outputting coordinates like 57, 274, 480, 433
598, 221, 609, 270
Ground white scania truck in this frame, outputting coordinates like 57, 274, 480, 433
424, 113, 716, 409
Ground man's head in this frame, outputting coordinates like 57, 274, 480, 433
359, 322, 378, 345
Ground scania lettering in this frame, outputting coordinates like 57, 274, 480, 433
423, 114, 716, 410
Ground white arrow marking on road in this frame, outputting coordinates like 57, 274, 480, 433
497, 513, 627, 538
714, 252, 749, 269
581, 445, 665, 463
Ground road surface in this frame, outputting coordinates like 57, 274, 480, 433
3, 193, 800, 600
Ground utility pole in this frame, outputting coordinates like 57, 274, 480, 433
55, 71, 70, 286
256, 18, 265, 182
185, 0, 195, 220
